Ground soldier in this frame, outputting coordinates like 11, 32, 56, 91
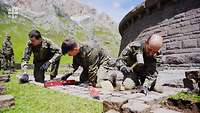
21, 30, 61, 83
116, 34, 163, 94
0, 48, 2, 70
2, 33, 15, 71
61, 38, 110, 86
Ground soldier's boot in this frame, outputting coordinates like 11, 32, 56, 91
50, 59, 60, 80
2, 58, 8, 71
10, 55, 15, 72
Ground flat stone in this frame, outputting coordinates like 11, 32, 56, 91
103, 97, 128, 112
0, 75, 10, 82
100, 81, 114, 91
100, 95, 112, 101
105, 109, 120, 113
120, 91, 133, 95
0, 95, 15, 109
162, 87, 182, 97
0, 85, 5, 95
123, 78, 136, 90
120, 93, 145, 100
127, 99, 144, 104
150, 108, 181, 113
99, 90, 113, 95
136, 92, 165, 104
111, 92, 124, 97
122, 100, 151, 113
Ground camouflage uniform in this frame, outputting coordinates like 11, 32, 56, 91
0, 49, 2, 70
116, 42, 158, 90
2, 37, 15, 71
22, 38, 61, 83
72, 44, 110, 84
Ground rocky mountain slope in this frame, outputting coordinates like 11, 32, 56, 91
0, 0, 120, 63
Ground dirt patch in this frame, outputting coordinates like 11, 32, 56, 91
164, 97, 200, 113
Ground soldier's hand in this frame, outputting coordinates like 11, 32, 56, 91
120, 66, 132, 75
21, 62, 28, 70
139, 86, 149, 96
40, 61, 51, 71
61, 73, 73, 80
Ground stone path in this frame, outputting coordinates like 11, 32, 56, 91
22, 70, 189, 113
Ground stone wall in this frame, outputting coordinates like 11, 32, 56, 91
119, 0, 200, 70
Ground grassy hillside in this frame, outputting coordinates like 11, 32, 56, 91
0, 9, 72, 64
0, 7, 120, 65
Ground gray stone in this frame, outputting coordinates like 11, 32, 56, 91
150, 108, 181, 113
0, 95, 15, 109
103, 97, 128, 112
105, 109, 120, 113
166, 41, 182, 50
0, 75, 10, 82
136, 92, 165, 104
120, 93, 145, 100
162, 87, 182, 97
165, 55, 185, 64
0, 85, 5, 95
122, 100, 151, 113
100, 81, 114, 91
111, 92, 124, 97
123, 78, 136, 90
182, 39, 197, 48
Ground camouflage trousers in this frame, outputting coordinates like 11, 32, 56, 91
96, 66, 162, 91
2, 54, 15, 71
96, 66, 124, 87
123, 71, 158, 90
34, 59, 60, 83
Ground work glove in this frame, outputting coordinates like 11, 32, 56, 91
61, 73, 73, 80
120, 66, 132, 76
21, 62, 28, 70
139, 86, 149, 96
40, 61, 51, 71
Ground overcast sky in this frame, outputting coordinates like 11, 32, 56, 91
80, 0, 143, 23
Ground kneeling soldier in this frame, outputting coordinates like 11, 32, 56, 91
21, 30, 61, 83
116, 34, 163, 94
61, 38, 110, 86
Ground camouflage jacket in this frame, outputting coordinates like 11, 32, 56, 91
116, 41, 157, 76
2, 39, 14, 55
72, 44, 110, 82
22, 38, 61, 64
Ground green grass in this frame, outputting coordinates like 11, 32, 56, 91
0, 72, 103, 113
74, 26, 87, 42
169, 92, 200, 102
94, 26, 120, 56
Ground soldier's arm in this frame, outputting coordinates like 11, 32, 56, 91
48, 42, 62, 63
143, 58, 158, 89
2, 41, 7, 55
72, 58, 79, 73
62, 58, 79, 80
116, 42, 138, 70
21, 42, 32, 65
86, 49, 101, 84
